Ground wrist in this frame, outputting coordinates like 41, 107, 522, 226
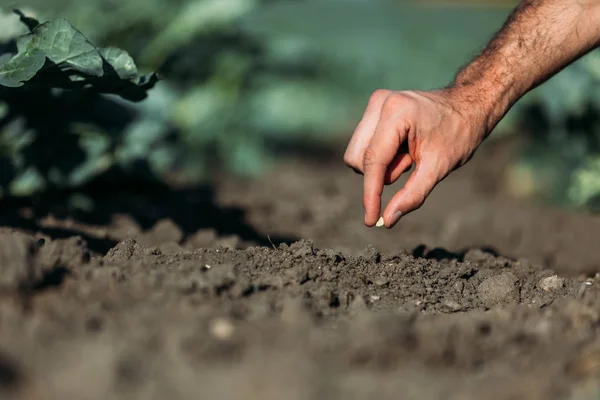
446, 78, 519, 141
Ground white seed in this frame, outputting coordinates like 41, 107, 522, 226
375, 217, 385, 228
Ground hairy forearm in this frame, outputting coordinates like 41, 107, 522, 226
450, 0, 600, 135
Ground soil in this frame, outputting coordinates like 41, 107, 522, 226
2, 137, 600, 400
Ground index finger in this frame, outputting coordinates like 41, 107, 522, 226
362, 113, 408, 226
344, 89, 391, 173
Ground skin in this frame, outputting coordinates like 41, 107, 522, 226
343, 0, 600, 229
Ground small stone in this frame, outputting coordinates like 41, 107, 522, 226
454, 281, 464, 294
375, 217, 385, 228
370, 295, 381, 301
440, 300, 463, 313
210, 318, 234, 340
538, 275, 565, 292
477, 272, 520, 307
374, 276, 390, 287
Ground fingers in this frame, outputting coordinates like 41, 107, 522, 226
362, 102, 409, 226
384, 152, 413, 185
343, 89, 391, 173
382, 160, 439, 228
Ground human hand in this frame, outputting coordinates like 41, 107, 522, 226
343, 88, 490, 228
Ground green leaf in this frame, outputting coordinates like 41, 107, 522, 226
17, 18, 104, 77
0, 49, 46, 87
0, 13, 157, 100
99, 47, 138, 80
0, 54, 12, 66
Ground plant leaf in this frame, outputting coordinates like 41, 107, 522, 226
99, 47, 138, 80
18, 18, 104, 77
0, 13, 157, 100
0, 49, 46, 87
0, 54, 12, 66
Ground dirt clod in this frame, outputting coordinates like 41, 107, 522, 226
104, 238, 145, 263
477, 272, 520, 307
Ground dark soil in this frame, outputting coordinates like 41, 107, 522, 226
2, 137, 600, 400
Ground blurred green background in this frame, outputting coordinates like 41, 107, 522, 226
2, 0, 600, 212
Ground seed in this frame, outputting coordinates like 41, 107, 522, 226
376, 217, 385, 228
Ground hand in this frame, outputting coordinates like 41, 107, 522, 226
343, 88, 489, 228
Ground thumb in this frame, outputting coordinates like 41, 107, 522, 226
382, 161, 439, 228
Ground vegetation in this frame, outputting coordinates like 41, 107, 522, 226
0, 8, 159, 199
0, 2, 358, 202
2, 0, 600, 214
506, 52, 600, 211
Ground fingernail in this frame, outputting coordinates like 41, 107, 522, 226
387, 211, 403, 228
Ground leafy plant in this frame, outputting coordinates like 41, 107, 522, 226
14, 0, 359, 181
0, 9, 164, 200
505, 50, 600, 211
0, 9, 158, 99
0, 2, 354, 202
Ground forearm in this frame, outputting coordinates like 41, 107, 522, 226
450, 0, 600, 136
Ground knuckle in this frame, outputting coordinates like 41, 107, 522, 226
343, 152, 358, 168
414, 196, 426, 210
412, 190, 428, 210
362, 147, 379, 168
369, 89, 391, 105
381, 95, 403, 116
381, 92, 416, 116
343, 152, 353, 166
344, 153, 363, 175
